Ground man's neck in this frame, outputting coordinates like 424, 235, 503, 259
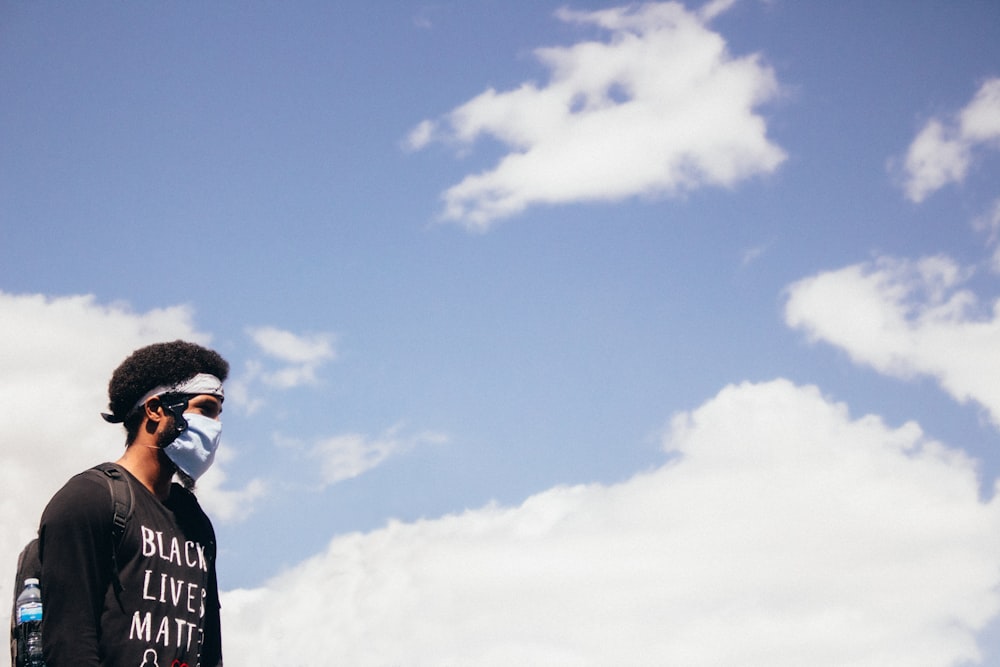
116, 438, 174, 501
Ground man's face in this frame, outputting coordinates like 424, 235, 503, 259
155, 393, 225, 490
154, 393, 223, 447
184, 394, 223, 422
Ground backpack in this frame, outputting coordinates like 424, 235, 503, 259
10, 463, 134, 667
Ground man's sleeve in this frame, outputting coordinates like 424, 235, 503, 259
38, 473, 113, 667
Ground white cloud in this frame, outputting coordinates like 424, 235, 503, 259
222, 379, 1000, 666
196, 447, 268, 523
900, 78, 1000, 203
741, 241, 770, 267
0, 292, 265, 624
785, 255, 1000, 426
968, 198, 1000, 273
246, 325, 336, 389
973, 197, 1000, 242
900, 120, 972, 203
219, 359, 267, 416
247, 325, 336, 364
408, 0, 785, 230
309, 431, 407, 486
279, 426, 447, 488
697, 0, 738, 21
961, 79, 1000, 143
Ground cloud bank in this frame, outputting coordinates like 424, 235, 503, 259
900, 78, 1000, 202
222, 379, 1000, 666
408, 0, 785, 229
7, 246, 1000, 666
4, 265, 1000, 666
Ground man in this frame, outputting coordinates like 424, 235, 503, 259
38, 340, 228, 666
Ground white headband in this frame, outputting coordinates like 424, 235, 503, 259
102, 373, 224, 423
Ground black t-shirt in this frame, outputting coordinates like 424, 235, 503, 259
38, 464, 222, 667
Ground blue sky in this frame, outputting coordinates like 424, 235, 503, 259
3, 1, 1000, 664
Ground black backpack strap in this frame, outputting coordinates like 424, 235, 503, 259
88, 463, 135, 596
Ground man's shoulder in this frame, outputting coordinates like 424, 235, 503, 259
42, 463, 122, 522
166, 484, 217, 541
167, 482, 208, 515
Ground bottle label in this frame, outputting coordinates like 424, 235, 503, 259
17, 601, 43, 623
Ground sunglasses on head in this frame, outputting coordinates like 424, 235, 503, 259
157, 394, 192, 433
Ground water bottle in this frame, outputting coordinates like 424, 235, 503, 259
15, 578, 45, 667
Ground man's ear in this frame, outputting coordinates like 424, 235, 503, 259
144, 397, 166, 425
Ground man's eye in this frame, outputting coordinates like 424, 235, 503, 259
189, 401, 221, 419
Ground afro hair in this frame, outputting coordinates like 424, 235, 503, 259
107, 340, 229, 425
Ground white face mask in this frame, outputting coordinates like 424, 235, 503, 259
163, 413, 222, 481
